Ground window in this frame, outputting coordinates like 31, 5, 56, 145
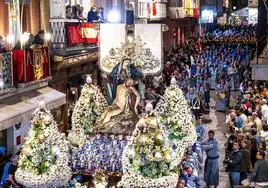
170, 0, 182, 7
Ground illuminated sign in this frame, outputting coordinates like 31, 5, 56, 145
200, 9, 214, 23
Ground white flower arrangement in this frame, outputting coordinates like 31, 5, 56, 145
155, 85, 197, 151
118, 172, 178, 188
119, 117, 178, 188
15, 107, 72, 188
119, 85, 196, 188
68, 83, 108, 147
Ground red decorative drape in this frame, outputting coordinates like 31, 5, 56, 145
193, 8, 199, 19
152, 1, 157, 16
12, 47, 49, 83
66, 25, 81, 45
12, 50, 24, 84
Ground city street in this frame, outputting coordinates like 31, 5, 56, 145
201, 91, 233, 187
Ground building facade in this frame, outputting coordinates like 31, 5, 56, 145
0, 0, 66, 154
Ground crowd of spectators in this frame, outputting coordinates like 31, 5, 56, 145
225, 80, 268, 187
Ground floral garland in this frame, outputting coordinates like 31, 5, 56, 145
155, 85, 197, 147
119, 85, 196, 187
15, 108, 72, 188
156, 85, 197, 169
68, 83, 108, 147
118, 117, 178, 188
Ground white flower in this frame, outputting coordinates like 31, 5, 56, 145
15, 108, 72, 188
154, 152, 162, 162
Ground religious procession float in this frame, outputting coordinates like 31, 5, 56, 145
14, 23, 197, 188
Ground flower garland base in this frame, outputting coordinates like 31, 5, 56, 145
118, 173, 178, 188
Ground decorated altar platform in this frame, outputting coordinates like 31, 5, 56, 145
66, 23, 197, 188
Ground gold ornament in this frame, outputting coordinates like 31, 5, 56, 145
32, 48, 45, 80
100, 36, 162, 75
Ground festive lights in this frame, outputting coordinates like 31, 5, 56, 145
45, 33, 51, 41
6, 34, 15, 44
20, 32, 30, 43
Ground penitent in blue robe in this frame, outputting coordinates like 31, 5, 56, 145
201, 138, 220, 186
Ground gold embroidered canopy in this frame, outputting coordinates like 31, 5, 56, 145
99, 36, 163, 75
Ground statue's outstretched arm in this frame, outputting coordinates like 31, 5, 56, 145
130, 87, 141, 114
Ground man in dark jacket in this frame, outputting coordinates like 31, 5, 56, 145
224, 141, 243, 188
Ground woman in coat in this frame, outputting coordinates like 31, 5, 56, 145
240, 140, 252, 184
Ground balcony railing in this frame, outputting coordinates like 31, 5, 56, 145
50, 19, 99, 50
137, 1, 167, 20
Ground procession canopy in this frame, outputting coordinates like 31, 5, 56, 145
99, 24, 163, 76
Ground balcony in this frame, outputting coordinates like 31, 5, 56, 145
50, 19, 98, 49
168, 7, 199, 19
50, 19, 99, 71
0, 46, 52, 100
251, 37, 268, 80
136, 1, 167, 20
168, 7, 184, 19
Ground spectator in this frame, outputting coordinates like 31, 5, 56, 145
178, 177, 186, 188
87, 6, 99, 23
248, 150, 268, 183
2, 154, 20, 188
186, 166, 201, 188
225, 141, 243, 188
226, 134, 237, 155
252, 112, 262, 132
235, 111, 244, 131
0, 155, 11, 185
240, 140, 252, 183
260, 124, 268, 152
260, 99, 268, 121
239, 110, 248, 129
250, 129, 260, 167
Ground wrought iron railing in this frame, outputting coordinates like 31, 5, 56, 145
50, 19, 68, 49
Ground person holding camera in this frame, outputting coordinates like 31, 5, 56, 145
224, 141, 243, 188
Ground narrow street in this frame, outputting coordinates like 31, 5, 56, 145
201, 92, 231, 187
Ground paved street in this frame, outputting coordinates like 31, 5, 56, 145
200, 92, 231, 188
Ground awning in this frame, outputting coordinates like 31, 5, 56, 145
0, 87, 66, 131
